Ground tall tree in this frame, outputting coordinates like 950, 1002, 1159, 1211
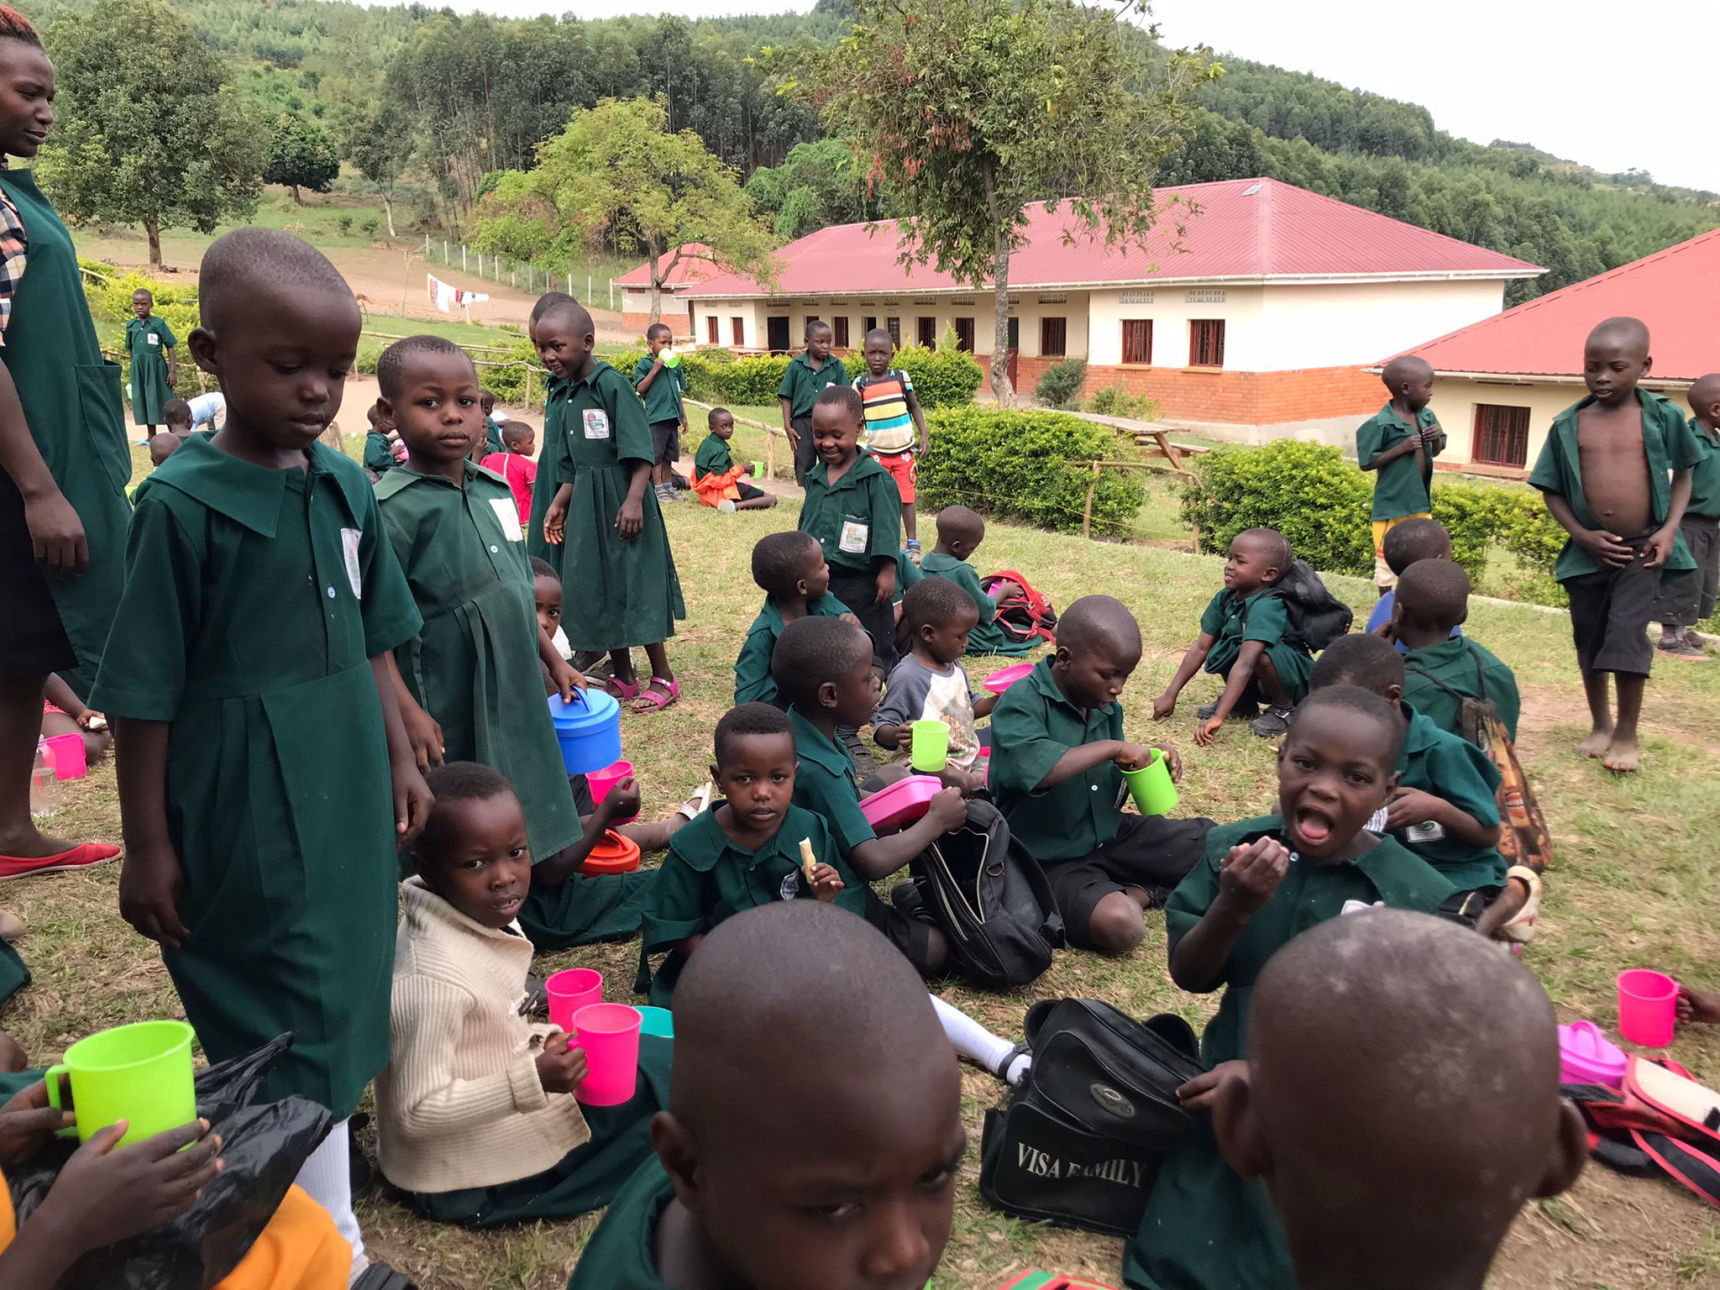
473, 96, 776, 322
342, 105, 411, 237
779, 0, 1209, 402
38, 0, 264, 267
264, 112, 340, 204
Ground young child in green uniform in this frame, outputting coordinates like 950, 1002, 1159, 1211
1152, 527, 1313, 741
734, 531, 851, 708
1397, 560, 1521, 742
1210, 910, 1586, 1290
1364, 517, 1459, 652
162, 398, 192, 437
1357, 354, 1444, 594
91, 228, 432, 1278
1654, 372, 1720, 658
873, 578, 996, 793
125, 288, 177, 442
774, 617, 969, 975
919, 505, 1034, 656
690, 406, 774, 512
145, 432, 179, 470
991, 595, 1207, 956
568, 899, 966, 1290
1122, 685, 1460, 1290
529, 294, 685, 713
478, 387, 503, 458
1529, 316, 1700, 773
634, 323, 690, 503
378, 762, 667, 1227
777, 318, 850, 487
363, 403, 398, 478
798, 384, 903, 669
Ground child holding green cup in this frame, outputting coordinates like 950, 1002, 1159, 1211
1122, 750, 1180, 816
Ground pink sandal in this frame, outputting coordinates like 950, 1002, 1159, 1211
631, 677, 680, 713
602, 677, 641, 702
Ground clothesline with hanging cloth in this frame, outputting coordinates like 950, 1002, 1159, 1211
426, 274, 490, 321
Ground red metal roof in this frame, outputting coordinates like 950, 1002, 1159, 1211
678, 178, 1540, 298
1398, 228, 1720, 382
613, 243, 721, 287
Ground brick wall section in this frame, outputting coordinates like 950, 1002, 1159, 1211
620, 312, 697, 341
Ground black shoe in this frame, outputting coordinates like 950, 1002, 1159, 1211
1250, 706, 1292, 738
1197, 698, 1259, 721
520, 973, 548, 1019
839, 726, 878, 776
348, 1117, 375, 1198
891, 879, 923, 913
353, 1263, 417, 1290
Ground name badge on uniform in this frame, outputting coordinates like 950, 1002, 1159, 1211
583, 409, 610, 440
340, 528, 363, 598
489, 497, 524, 542
839, 519, 869, 554
778, 871, 800, 902
1404, 820, 1446, 845
146, 333, 160, 346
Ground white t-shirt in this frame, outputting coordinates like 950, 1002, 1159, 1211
187, 391, 226, 431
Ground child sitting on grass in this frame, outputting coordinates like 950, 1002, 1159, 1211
874, 578, 996, 791
1212, 911, 1585, 1290
1364, 516, 1459, 650
569, 900, 965, 1290
146, 432, 180, 470
992, 595, 1207, 956
734, 531, 851, 707
1122, 685, 1460, 1290
919, 505, 1034, 657
1397, 560, 1521, 742
162, 398, 193, 438
1153, 526, 1313, 741
39, 673, 110, 768
480, 419, 537, 529
690, 406, 775, 512
377, 762, 665, 1228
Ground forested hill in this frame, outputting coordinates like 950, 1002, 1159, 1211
23, 0, 1716, 303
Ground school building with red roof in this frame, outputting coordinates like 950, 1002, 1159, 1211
613, 243, 721, 332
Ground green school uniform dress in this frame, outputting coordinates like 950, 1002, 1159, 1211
733, 592, 853, 707
125, 314, 176, 428
0, 168, 132, 698
364, 430, 396, 476
564, 1156, 678, 1290
1395, 703, 1505, 892
1356, 402, 1443, 521
641, 805, 853, 1006
89, 433, 422, 1119
776, 349, 851, 417
919, 551, 1035, 656
1198, 588, 1314, 704
1403, 636, 1520, 742
1528, 389, 1701, 583
632, 357, 687, 426
1123, 815, 1455, 1290
527, 361, 685, 651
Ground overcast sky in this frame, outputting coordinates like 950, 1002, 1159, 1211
371, 0, 1720, 193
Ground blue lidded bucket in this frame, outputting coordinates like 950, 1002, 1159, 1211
548, 689, 622, 775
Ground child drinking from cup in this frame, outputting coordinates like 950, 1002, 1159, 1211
873, 577, 996, 791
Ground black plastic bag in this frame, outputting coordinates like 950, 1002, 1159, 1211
9, 1033, 333, 1290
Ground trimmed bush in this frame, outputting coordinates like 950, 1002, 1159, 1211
918, 406, 1146, 539
842, 343, 983, 410
1034, 357, 1087, 409
1084, 385, 1161, 421
1179, 440, 1375, 574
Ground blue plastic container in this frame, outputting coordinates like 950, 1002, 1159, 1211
548, 689, 622, 775
635, 1006, 675, 1038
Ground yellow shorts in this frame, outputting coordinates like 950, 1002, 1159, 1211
1372, 513, 1432, 588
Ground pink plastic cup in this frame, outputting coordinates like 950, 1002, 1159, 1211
571, 1002, 642, 1106
545, 968, 603, 1034
43, 732, 86, 781
586, 760, 637, 821
1617, 969, 1679, 1047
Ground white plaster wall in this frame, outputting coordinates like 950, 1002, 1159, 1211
1260, 280, 1505, 371
1087, 285, 1267, 367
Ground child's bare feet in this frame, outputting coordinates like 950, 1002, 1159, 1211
1576, 726, 1613, 758
1677, 987, 1720, 1025
1601, 734, 1639, 773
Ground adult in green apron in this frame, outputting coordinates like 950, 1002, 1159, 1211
0, 20, 131, 877
125, 288, 177, 437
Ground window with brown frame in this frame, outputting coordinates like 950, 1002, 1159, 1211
953, 318, 974, 352
886, 316, 901, 346
832, 316, 849, 349
1472, 404, 1531, 468
1122, 319, 1153, 365
1190, 319, 1225, 367
1040, 316, 1067, 358
917, 317, 938, 348
731, 316, 745, 347
706, 315, 719, 345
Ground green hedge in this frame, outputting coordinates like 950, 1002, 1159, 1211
1034, 358, 1088, 409
842, 345, 984, 410
918, 406, 1145, 538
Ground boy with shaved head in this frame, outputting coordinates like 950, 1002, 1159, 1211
1358, 354, 1444, 593
568, 899, 966, 1290
1653, 372, 1720, 658
920, 505, 1035, 657
1529, 316, 1703, 771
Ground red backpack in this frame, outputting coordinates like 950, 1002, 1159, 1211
980, 569, 1058, 647
1566, 1055, 1720, 1206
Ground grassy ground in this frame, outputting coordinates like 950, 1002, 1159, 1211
9, 447, 1720, 1288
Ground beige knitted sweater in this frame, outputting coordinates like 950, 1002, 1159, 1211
376, 878, 591, 1193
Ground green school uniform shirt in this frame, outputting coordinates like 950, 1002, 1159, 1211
692, 432, 733, 480
1356, 402, 1443, 521
632, 356, 687, 426
1686, 418, 1720, 519
89, 433, 422, 1119
1528, 389, 1701, 582
1403, 635, 1521, 743
375, 460, 582, 863
564, 1156, 676, 1290
800, 453, 902, 575
526, 361, 685, 651
125, 314, 177, 427
1124, 815, 1455, 1290
920, 552, 1029, 657
1198, 587, 1315, 703
1394, 704, 1505, 892
989, 656, 1126, 864
363, 430, 395, 476
788, 705, 877, 855
776, 349, 851, 418
733, 592, 854, 707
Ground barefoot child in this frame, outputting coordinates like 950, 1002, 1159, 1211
1654, 372, 1720, 659
874, 578, 997, 792
125, 288, 177, 441
992, 595, 1208, 955
529, 294, 685, 713
1358, 354, 1443, 594
1528, 317, 1702, 772
634, 323, 689, 503
920, 505, 1035, 657
733, 531, 850, 707
91, 229, 433, 1274
777, 319, 850, 487
480, 419, 537, 529
1123, 686, 1459, 1290
569, 900, 965, 1290
1152, 527, 1313, 741
1213, 911, 1586, 1290
690, 406, 775, 512
854, 327, 929, 554
378, 763, 665, 1226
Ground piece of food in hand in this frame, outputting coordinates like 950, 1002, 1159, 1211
799, 837, 817, 881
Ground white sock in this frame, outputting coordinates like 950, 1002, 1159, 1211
295, 1118, 366, 1283
929, 994, 1027, 1084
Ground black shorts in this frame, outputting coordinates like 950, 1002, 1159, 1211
1565, 538, 1660, 677
0, 470, 76, 683
649, 419, 681, 465
1652, 516, 1720, 627
1045, 813, 1214, 949
736, 480, 764, 502
862, 886, 938, 975
827, 565, 899, 671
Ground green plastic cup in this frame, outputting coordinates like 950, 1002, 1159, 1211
45, 1019, 197, 1146
909, 719, 950, 773
1122, 751, 1178, 816
750, 460, 765, 478
660, 348, 680, 368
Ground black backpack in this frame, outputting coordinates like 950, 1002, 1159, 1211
1261, 559, 1353, 652
908, 799, 1062, 990
979, 999, 1205, 1235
